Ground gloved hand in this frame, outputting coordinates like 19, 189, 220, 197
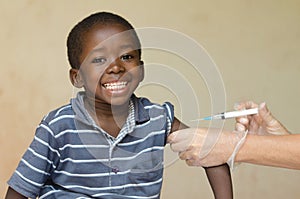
235, 101, 290, 135
168, 128, 246, 168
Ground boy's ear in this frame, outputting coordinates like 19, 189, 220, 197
139, 60, 145, 82
69, 69, 84, 88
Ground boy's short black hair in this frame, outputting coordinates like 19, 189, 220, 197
67, 12, 141, 69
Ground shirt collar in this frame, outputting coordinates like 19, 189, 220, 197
72, 92, 150, 126
131, 94, 150, 124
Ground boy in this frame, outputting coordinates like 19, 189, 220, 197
6, 12, 232, 198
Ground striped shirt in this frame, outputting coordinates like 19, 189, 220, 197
8, 92, 174, 198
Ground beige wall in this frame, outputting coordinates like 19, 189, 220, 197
1, 0, 300, 198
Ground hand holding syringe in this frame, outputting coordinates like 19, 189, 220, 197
193, 108, 258, 121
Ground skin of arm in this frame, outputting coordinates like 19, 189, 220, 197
236, 134, 300, 170
5, 187, 27, 199
234, 101, 299, 169
170, 127, 300, 170
169, 101, 298, 171
171, 118, 233, 199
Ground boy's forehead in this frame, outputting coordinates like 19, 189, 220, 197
91, 43, 136, 52
85, 24, 138, 47
80, 25, 139, 63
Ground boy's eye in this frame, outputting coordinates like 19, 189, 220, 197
121, 54, 134, 61
92, 57, 107, 64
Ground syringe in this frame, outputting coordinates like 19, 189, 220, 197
193, 108, 258, 121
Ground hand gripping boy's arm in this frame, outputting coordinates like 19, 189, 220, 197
170, 118, 233, 199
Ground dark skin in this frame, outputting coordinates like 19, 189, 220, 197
172, 119, 233, 199
70, 24, 145, 137
6, 24, 232, 198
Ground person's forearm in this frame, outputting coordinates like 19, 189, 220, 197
236, 134, 300, 170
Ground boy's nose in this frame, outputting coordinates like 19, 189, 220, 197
106, 59, 125, 74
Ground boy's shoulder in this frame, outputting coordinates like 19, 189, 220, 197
135, 95, 173, 110
135, 96, 153, 106
133, 95, 174, 121
41, 103, 74, 124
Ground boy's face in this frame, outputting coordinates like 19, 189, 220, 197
70, 24, 144, 106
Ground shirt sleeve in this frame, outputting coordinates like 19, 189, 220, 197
7, 121, 60, 198
162, 102, 174, 136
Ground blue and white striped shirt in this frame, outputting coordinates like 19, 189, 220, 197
8, 92, 174, 198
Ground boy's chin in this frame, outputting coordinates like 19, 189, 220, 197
106, 95, 132, 107
86, 92, 131, 107
100, 88, 133, 105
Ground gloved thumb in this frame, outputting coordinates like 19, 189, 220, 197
258, 102, 290, 135
258, 102, 273, 124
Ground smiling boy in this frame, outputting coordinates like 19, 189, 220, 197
6, 12, 232, 198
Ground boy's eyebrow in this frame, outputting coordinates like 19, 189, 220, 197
91, 44, 135, 52
119, 44, 135, 49
91, 47, 105, 53
88, 44, 137, 57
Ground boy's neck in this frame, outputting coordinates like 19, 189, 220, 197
83, 96, 130, 137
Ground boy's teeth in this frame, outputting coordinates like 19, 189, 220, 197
104, 82, 127, 90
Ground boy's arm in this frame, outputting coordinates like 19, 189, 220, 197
5, 187, 27, 199
205, 164, 233, 199
170, 118, 233, 199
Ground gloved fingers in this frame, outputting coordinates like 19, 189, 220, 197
235, 122, 246, 132
249, 117, 260, 134
234, 101, 254, 132
234, 101, 265, 134
234, 101, 258, 111
169, 137, 191, 152
167, 131, 178, 144
167, 128, 195, 144
258, 102, 274, 125
178, 151, 190, 160
168, 128, 200, 152
258, 102, 290, 134
235, 116, 249, 131
185, 158, 202, 167
169, 142, 189, 153
169, 128, 208, 149
179, 151, 204, 167
176, 130, 245, 168
237, 117, 249, 125
167, 130, 188, 145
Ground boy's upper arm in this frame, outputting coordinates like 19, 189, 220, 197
5, 187, 27, 199
7, 120, 59, 198
170, 117, 189, 133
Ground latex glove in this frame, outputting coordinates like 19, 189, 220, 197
168, 128, 245, 167
235, 101, 290, 135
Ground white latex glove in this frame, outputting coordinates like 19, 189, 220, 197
168, 128, 245, 167
235, 101, 290, 135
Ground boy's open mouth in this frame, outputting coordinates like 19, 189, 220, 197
102, 81, 128, 90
